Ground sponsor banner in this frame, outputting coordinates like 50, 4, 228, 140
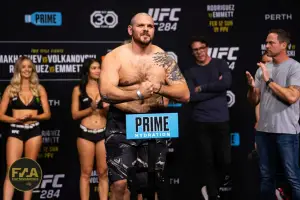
208, 47, 239, 70
265, 13, 292, 21
33, 174, 65, 199
261, 43, 296, 57
126, 113, 179, 139
25, 12, 62, 27
207, 4, 235, 33
148, 8, 181, 32
90, 11, 118, 28
0, 42, 122, 80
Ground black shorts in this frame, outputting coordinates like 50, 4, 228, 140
105, 106, 169, 192
78, 124, 106, 143
105, 133, 168, 192
8, 122, 41, 141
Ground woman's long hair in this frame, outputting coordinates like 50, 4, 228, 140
9, 56, 39, 98
79, 58, 101, 95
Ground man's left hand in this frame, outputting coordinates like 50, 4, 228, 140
257, 62, 270, 82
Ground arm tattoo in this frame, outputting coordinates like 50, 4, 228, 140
153, 52, 174, 68
153, 52, 185, 82
167, 62, 185, 82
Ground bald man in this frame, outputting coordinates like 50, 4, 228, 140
100, 13, 189, 200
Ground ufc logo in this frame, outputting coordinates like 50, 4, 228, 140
227, 91, 235, 107
35, 174, 65, 189
12, 130, 19, 134
148, 8, 181, 21
208, 47, 239, 61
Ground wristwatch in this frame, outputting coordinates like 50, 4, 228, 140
266, 78, 274, 87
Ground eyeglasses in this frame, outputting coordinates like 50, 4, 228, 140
192, 46, 207, 52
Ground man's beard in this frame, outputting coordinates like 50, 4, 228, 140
132, 32, 152, 46
266, 50, 280, 58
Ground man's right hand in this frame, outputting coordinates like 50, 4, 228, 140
139, 81, 154, 99
246, 71, 260, 105
246, 71, 255, 88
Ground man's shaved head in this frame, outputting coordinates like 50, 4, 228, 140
128, 12, 155, 46
130, 12, 153, 26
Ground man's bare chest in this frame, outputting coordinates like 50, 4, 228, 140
119, 58, 166, 86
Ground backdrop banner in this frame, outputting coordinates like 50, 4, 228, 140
0, 1, 298, 199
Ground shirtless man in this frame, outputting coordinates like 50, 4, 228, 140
99, 13, 189, 200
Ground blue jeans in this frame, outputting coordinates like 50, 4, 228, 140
256, 131, 300, 200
